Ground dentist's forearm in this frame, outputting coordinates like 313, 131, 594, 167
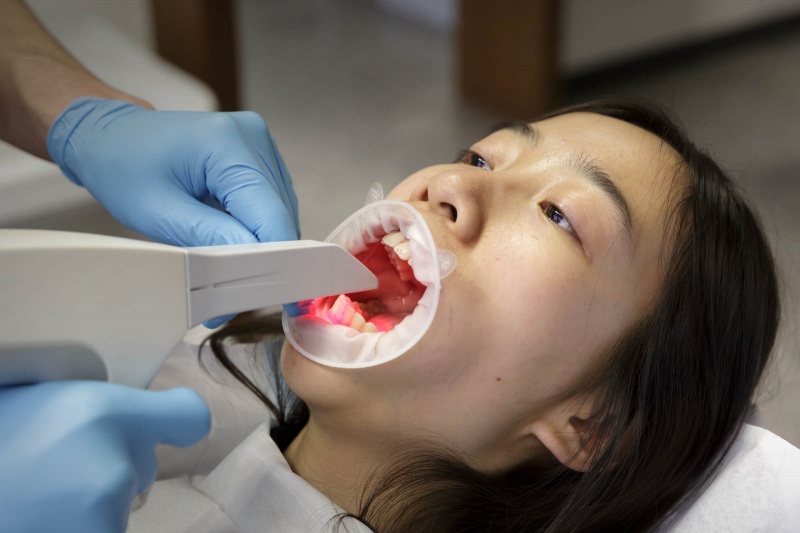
0, 0, 151, 159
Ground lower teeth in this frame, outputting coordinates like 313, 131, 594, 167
323, 294, 382, 333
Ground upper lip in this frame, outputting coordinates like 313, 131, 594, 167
406, 200, 453, 252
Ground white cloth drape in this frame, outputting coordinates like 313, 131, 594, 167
129, 327, 800, 532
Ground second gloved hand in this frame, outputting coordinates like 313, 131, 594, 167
47, 98, 300, 246
0, 381, 210, 533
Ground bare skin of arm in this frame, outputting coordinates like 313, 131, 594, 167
0, 0, 152, 159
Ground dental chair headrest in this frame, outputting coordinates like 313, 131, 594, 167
665, 424, 800, 532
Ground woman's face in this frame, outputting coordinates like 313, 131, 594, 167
282, 112, 685, 470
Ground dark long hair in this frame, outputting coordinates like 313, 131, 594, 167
203, 99, 780, 532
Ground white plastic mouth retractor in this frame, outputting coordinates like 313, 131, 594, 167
282, 184, 456, 368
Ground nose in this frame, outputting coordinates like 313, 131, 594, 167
410, 170, 487, 243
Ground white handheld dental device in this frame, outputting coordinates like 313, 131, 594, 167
0, 230, 377, 388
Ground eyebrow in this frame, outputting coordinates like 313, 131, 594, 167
490, 120, 539, 143
495, 122, 634, 245
568, 152, 634, 244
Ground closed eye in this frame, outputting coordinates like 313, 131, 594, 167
456, 150, 492, 170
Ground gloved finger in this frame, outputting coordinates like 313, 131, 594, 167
213, 114, 299, 242
130, 387, 211, 448
213, 165, 298, 243
226, 112, 299, 222
283, 302, 309, 317
157, 200, 259, 246
269, 135, 300, 230
203, 313, 237, 329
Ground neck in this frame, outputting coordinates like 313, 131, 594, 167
283, 414, 383, 515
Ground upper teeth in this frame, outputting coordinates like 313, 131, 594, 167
381, 230, 411, 260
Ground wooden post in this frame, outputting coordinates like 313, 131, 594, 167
458, 0, 560, 119
151, 0, 240, 111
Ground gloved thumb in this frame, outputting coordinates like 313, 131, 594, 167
140, 388, 211, 447
203, 313, 237, 329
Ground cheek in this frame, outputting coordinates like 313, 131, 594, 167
279, 341, 315, 396
387, 264, 597, 414
485, 270, 582, 353
450, 246, 596, 376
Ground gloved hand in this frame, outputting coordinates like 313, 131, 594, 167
47, 97, 300, 246
0, 381, 210, 533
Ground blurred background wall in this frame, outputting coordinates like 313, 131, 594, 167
378, 0, 800, 72
28, 0, 800, 74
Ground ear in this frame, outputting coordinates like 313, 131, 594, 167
528, 399, 607, 472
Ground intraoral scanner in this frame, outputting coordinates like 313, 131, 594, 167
0, 230, 377, 388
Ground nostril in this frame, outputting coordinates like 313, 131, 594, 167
442, 203, 457, 222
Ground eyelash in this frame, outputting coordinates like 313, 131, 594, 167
457, 149, 492, 170
458, 150, 579, 242
542, 202, 578, 240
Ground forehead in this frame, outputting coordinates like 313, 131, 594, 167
484, 112, 687, 238
532, 111, 684, 209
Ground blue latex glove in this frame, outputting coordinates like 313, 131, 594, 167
0, 381, 210, 533
47, 97, 300, 246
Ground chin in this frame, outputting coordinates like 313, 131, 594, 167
279, 339, 368, 408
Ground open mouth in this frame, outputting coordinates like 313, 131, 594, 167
283, 198, 452, 368
303, 228, 427, 333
